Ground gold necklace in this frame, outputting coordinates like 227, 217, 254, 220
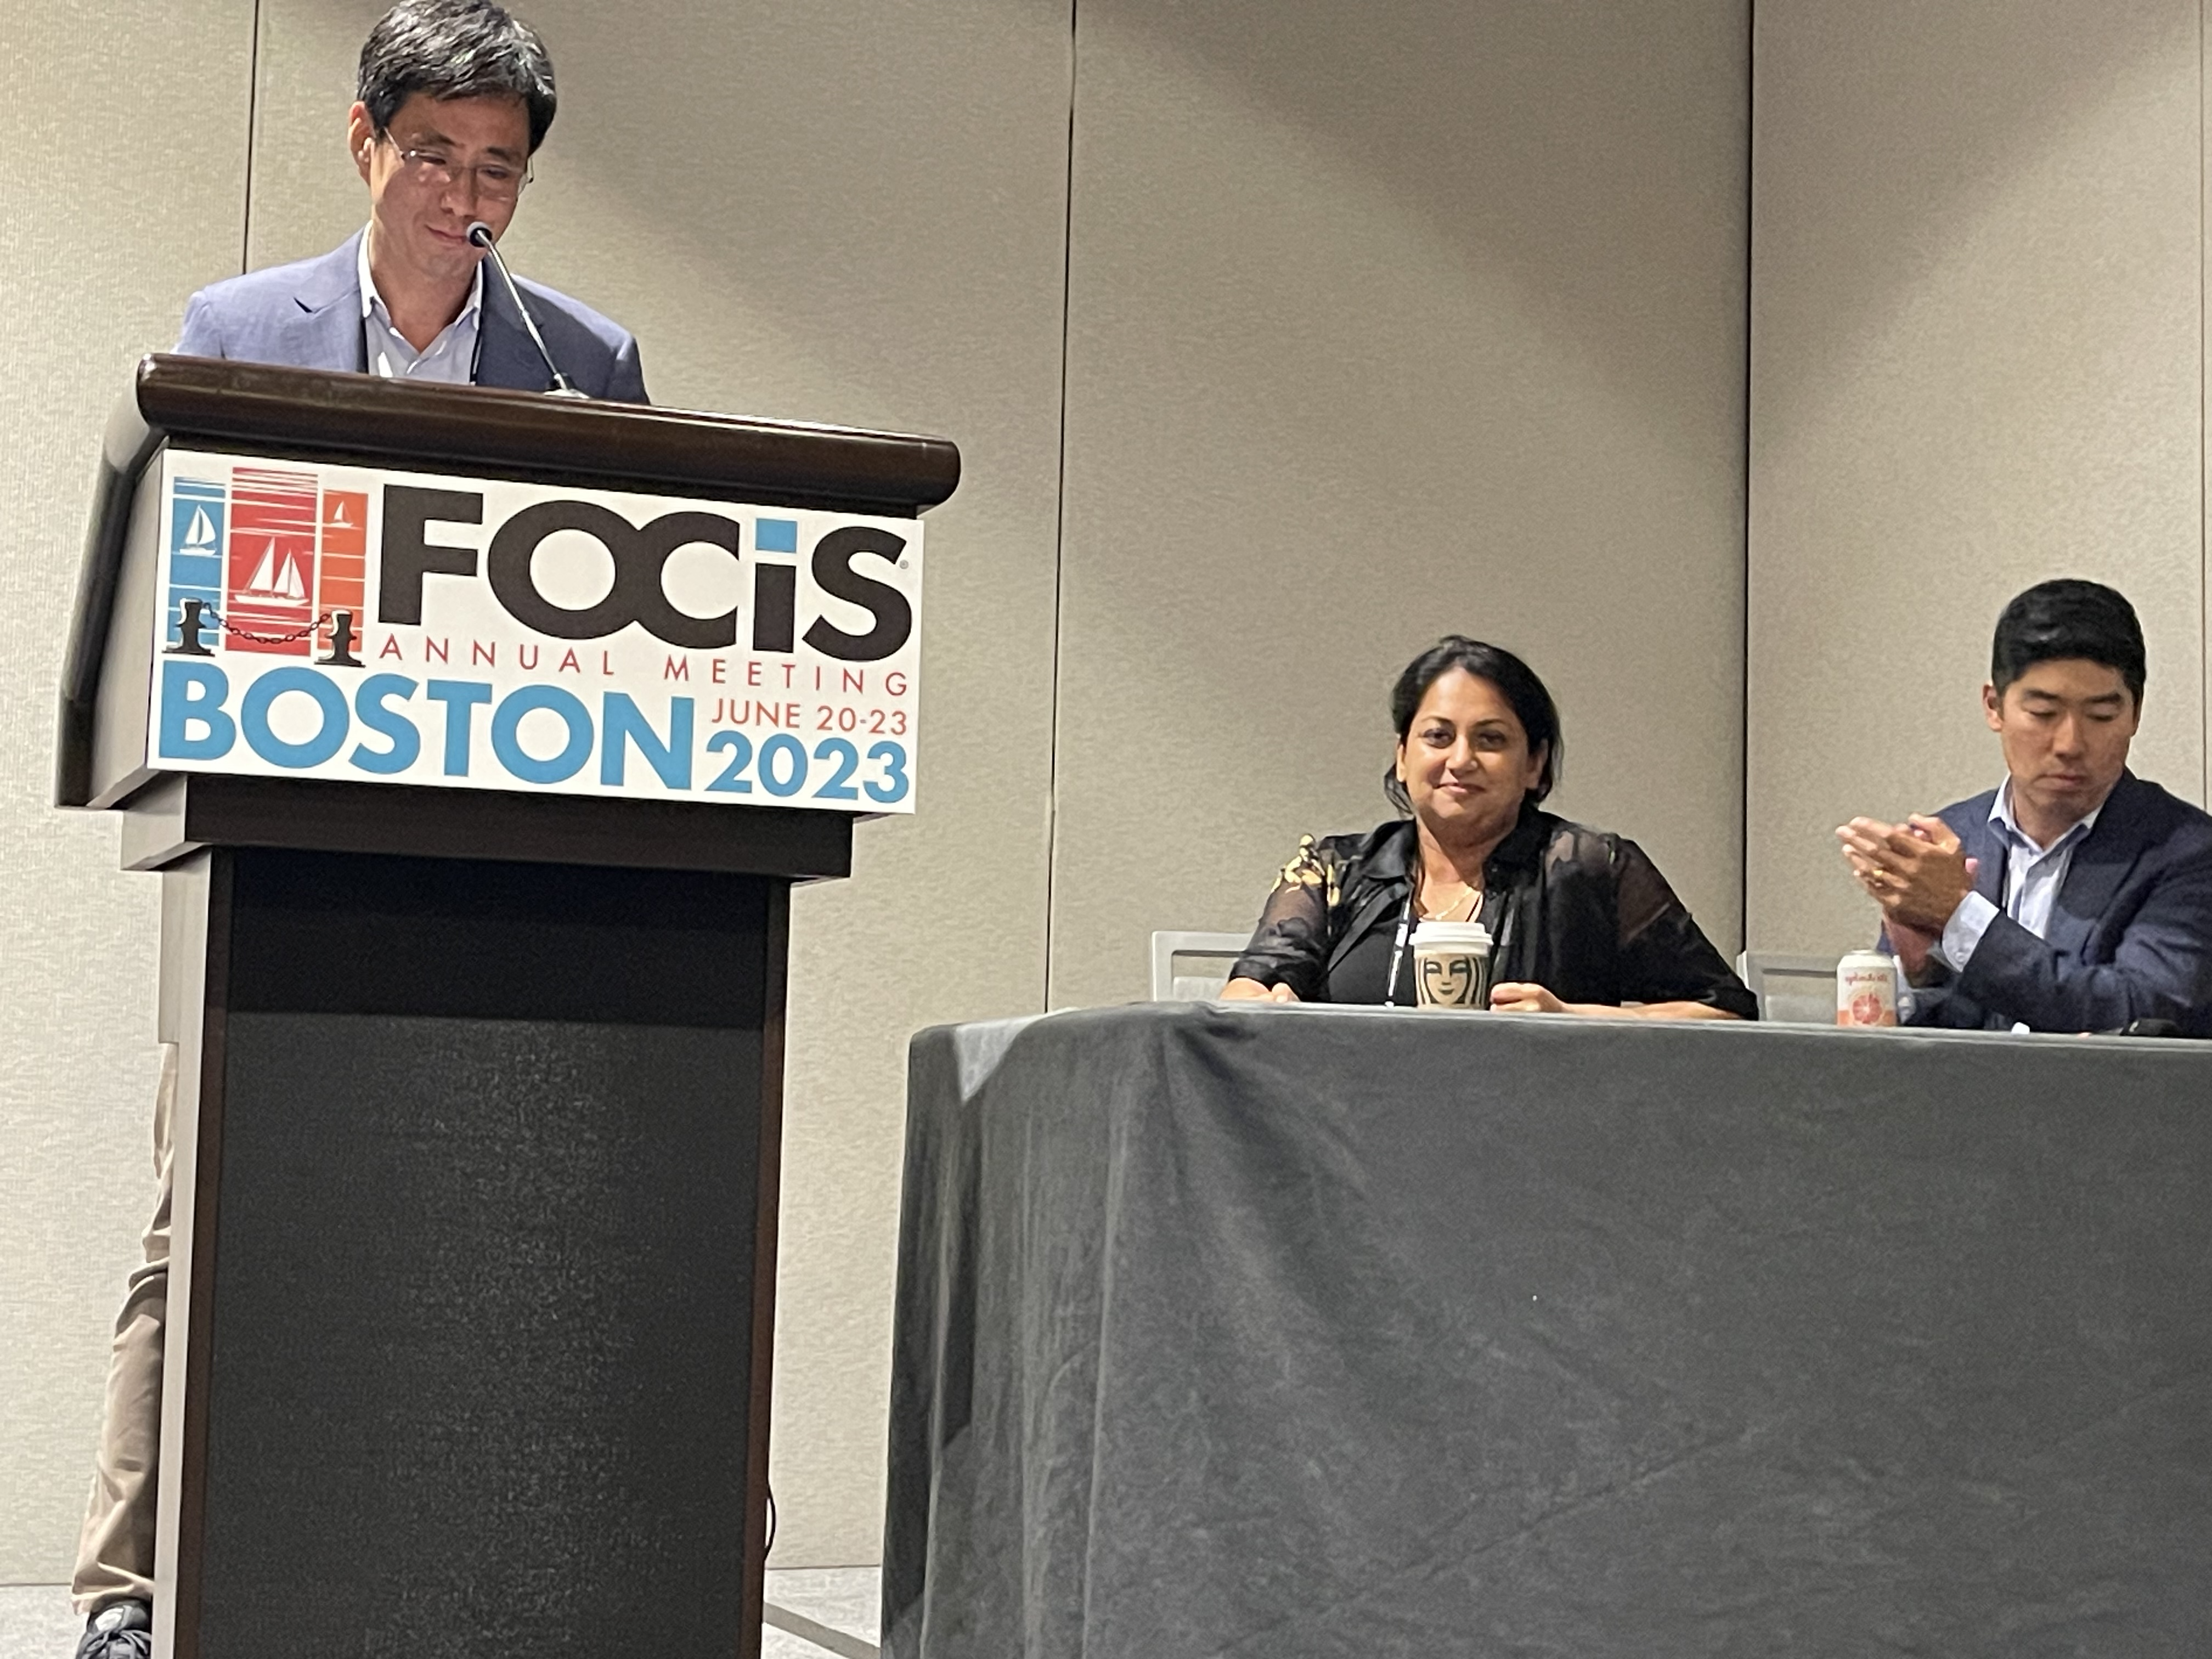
1417, 876, 1481, 922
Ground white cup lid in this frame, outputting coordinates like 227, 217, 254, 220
1410, 920, 1492, 947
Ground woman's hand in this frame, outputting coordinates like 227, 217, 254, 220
1489, 981, 1742, 1020
1489, 981, 1567, 1014
1221, 977, 1299, 1003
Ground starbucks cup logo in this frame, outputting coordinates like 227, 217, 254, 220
1410, 920, 1494, 1011
1420, 953, 1479, 1005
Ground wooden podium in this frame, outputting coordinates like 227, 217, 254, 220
57, 357, 957, 1658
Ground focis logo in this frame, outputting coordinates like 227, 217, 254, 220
148, 450, 923, 812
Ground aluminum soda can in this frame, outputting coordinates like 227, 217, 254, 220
1836, 951, 1899, 1027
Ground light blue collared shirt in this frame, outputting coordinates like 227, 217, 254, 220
359, 232, 482, 384
1940, 782, 2104, 970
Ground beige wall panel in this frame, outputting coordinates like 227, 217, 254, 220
1049, 0, 1751, 1010
0, 2, 255, 1582
1748, 0, 2203, 958
248, 0, 1071, 1566
240, 1, 375, 269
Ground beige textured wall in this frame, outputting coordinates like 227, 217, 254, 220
1047, 0, 1752, 1009
0, 0, 255, 1582
1747, 0, 2207, 958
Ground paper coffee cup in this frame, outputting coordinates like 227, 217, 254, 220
1410, 920, 1493, 1010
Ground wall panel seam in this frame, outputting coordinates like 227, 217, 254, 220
1741, 0, 1757, 954
241, 0, 264, 276
1042, 0, 1079, 1011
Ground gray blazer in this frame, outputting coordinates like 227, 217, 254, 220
174, 230, 648, 402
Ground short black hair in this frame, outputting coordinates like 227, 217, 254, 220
359, 0, 557, 154
1991, 579, 2146, 704
1384, 636, 1563, 810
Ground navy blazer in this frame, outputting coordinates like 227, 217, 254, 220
174, 230, 647, 402
1901, 771, 2212, 1035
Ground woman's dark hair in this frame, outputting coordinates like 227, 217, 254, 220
1384, 636, 1562, 811
359, 0, 558, 153
1991, 578, 2146, 704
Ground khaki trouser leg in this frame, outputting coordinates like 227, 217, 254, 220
71, 1045, 176, 1616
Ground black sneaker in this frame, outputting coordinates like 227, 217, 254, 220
75, 1600, 151, 1658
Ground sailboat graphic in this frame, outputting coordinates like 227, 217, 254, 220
241, 538, 309, 601
182, 506, 219, 551
221, 468, 320, 656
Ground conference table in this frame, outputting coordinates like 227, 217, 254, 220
883, 1002, 2212, 1657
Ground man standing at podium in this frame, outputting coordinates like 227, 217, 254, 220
176, 0, 645, 399
70, 3, 646, 1654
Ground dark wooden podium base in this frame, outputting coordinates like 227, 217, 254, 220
160, 845, 789, 1658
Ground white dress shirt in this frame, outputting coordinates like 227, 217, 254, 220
1941, 782, 2103, 968
359, 232, 482, 383
1917, 782, 2103, 1031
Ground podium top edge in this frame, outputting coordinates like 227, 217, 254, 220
132, 354, 962, 516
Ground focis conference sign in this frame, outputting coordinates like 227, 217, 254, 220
145, 450, 922, 812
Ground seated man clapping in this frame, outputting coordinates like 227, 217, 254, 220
1836, 579, 2212, 1034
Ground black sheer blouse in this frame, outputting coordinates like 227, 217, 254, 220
1229, 806, 1756, 1016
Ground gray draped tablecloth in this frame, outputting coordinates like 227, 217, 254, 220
884, 1002, 2212, 1657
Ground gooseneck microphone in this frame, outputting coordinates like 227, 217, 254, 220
466, 221, 585, 398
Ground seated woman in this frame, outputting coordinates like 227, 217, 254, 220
1222, 636, 1756, 1017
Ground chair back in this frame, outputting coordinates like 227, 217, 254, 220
1149, 932, 1251, 1001
1736, 951, 1843, 1024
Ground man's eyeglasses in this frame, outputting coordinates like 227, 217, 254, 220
379, 134, 531, 204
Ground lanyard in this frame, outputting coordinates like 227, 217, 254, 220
1381, 891, 1416, 1007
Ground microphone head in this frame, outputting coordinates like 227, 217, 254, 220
466, 221, 495, 249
